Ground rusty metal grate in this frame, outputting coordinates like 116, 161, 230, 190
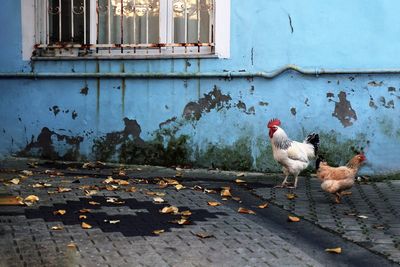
34, 0, 215, 57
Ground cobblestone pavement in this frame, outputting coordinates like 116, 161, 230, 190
252, 176, 400, 264
0, 160, 398, 267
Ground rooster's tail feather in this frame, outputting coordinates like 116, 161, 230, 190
306, 133, 319, 155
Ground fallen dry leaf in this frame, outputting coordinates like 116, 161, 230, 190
204, 189, 217, 194
153, 229, 165, 235
57, 187, 72, 193
221, 187, 232, 197
84, 190, 98, 196
10, 178, 20, 185
67, 242, 77, 248
288, 215, 300, 222
258, 203, 269, 209
81, 222, 92, 229
357, 215, 368, 219
103, 177, 114, 184
235, 179, 246, 184
32, 183, 51, 188
118, 170, 126, 176
0, 196, 24, 205
88, 201, 100, 205
232, 197, 241, 202
51, 225, 64, 230
53, 210, 66, 215
160, 206, 179, 214
286, 193, 297, 200
175, 172, 183, 178
105, 185, 119, 191
106, 197, 125, 204
104, 219, 120, 224
164, 178, 179, 185
195, 232, 215, 239
79, 209, 91, 213
117, 180, 129, 186
24, 195, 39, 206
325, 247, 342, 254
79, 215, 87, 219
236, 172, 245, 177
171, 217, 190, 225
153, 197, 165, 203
175, 184, 185, 190
21, 170, 33, 176
146, 191, 166, 197
372, 224, 386, 230
180, 210, 192, 216
126, 186, 137, 192
207, 201, 221, 207
238, 207, 256, 215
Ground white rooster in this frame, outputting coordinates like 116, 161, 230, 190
267, 118, 319, 188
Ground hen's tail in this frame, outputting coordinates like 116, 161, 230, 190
306, 132, 319, 155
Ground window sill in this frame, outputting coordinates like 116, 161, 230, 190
31, 54, 219, 61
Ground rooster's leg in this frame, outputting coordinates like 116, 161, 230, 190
286, 175, 298, 189
274, 175, 289, 188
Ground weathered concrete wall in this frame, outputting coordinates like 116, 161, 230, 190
0, 0, 399, 175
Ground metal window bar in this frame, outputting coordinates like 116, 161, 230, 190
35, 0, 215, 56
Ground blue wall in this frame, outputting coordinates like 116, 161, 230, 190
1, 0, 399, 175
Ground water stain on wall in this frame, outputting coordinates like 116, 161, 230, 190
18, 127, 84, 160
182, 86, 232, 120
331, 91, 357, 127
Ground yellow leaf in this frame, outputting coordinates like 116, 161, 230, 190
195, 232, 214, 239
171, 217, 190, 225
286, 193, 297, 200
164, 178, 179, 185
235, 179, 246, 183
24, 195, 39, 205
79, 209, 91, 213
126, 186, 137, 192
81, 222, 92, 229
180, 210, 192, 216
88, 201, 100, 205
10, 178, 20, 185
232, 197, 241, 202
175, 184, 184, 190
238, 207, 256, 214
118, 170, 126, 176
53, 210, 66, 215
207, 201, 221, 207
153, 197, 165, 203
175, 172, 183, 178
160, 206, 179, 214
325, 247, 342, 254
106, 197, 125, 204
288, 215, 300, 222
236, 172, 245, 177
84, 190, 98, 196
79, 215, 87, 219
146, 191, 166, 197
103, 177, 114, 184
153, 229, 165, 235
221, 188, 232, 197
204, 189, 217, 194
67, 242, 77, 248
57, 187, 72, 193
117, 180, 129, 186
105, 185, 119, 191
51, 225, 64, 230
258, 203, 269, 209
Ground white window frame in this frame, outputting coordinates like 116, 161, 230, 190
21, 0, 230, 59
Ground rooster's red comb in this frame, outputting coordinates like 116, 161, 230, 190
267, 118, 281, 128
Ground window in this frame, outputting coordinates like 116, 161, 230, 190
26, 0, 230, 59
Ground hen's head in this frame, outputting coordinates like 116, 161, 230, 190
267, 118, 281, 138
350, 153, 367, 166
